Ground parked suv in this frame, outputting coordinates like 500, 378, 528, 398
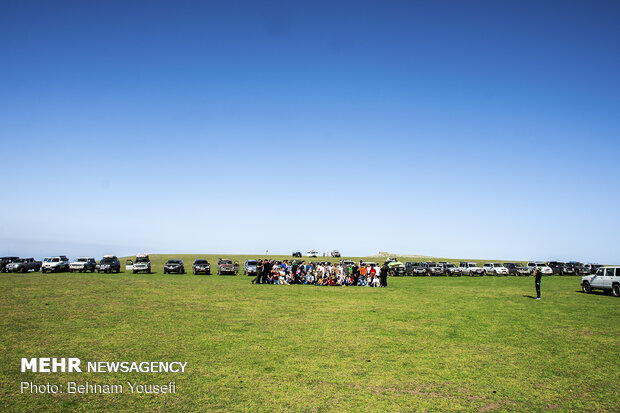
442, 262, 462, 276
483, 263, 509, 276
388, 261, 407, 276
503, 263, 530, 276
6, 258, 42, 273
425, 262, 444, 276
244, 260, 258, 276
566, 261, 589, 275
547, 261, 569, 275
458, 262, 484, 276
292, 252, 302, 258
330, 250, 341, 258
217, 259, 236, 275
70, 257, 97, 272
96, 255, 120, 273
130, 254, 151, 274
163, 259, 185, 274
583, 263, 603, 275
192, 259, 211, 275
406, 262, 427, 276
1, 257, 19, 273
42, 256, 70, 273
582, 266, 619, 297
526, 262, 553, 275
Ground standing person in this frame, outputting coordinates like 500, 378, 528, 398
534, 269, 542, 300
380, 263, 388, 287
252, 260, 263, 284
352, 263, 360, 286
263, 260, 273, 284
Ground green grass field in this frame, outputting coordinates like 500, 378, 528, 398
1, 254, 618, 412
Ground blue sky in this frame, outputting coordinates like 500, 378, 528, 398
1, 0, 619, 262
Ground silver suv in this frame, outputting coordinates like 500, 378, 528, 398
42, 256, 70, 273
582, 266, 619, 297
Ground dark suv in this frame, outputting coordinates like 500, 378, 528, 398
164, 259, 185, 274
192, 259, 211, 274
96, 255, 121, 273
292, 252, 302, 258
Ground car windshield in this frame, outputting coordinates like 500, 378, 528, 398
445, 264, 455, 268
167, 260, 180, 264
247, 260, 257, 265
136, 257, 149, 262
514, 263, 524, 268
77, 258, 88, 262
494, 263, 503, 266
100, 259, 112, 263
221, 260, 232, 265
194, 260, 207, 264
469, 263, 479, 267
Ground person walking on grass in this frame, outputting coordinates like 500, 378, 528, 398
534, 268, 542, 299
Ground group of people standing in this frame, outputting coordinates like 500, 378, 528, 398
251, 260, 388, 287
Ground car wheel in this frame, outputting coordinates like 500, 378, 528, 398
582, 282, 592, 294
612, 284, 620, 297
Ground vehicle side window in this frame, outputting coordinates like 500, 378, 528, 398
606, 268, 615, 277
596, 268, 604, 276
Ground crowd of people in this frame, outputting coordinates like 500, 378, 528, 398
251, 260, 388, 287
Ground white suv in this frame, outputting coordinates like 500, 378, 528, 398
527, 262, 553, 274
582, 267, 619, 297
459, 262, 484, 276
483, 263, 508, 275
130, 253, 151, 274
42, 256, 70, 273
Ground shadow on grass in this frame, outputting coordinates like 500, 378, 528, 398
522, 295, 539, 299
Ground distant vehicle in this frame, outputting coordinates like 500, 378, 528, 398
581, 266, 619, 296
406, 262, 427, 276
244, 260, 258, 276
360, 262, 378, 268
163, 259, 185, 274
41, 256, 70, 273
566, 261, 589, 275
458, 262, 484, 276
387, 261, 406, 276
6, 258, 41, 273
425, 262, 444, 276
330, 250, 341, 258
526, 262, 553, 275
0, 256, 19, 273
503, 263, 530, 276
547, 261, 570, 275
582, 263, 603, 275
483, 263, 509, 276
96, 255, 120, 273
307, 250, 318, 258
292, 252, 302, 258
192, 259, 211, 275
130, 253, 151, 274
217, 259, 235, 275
69, 257, 97, 273
339, 260, 355, 267
442, 262, 462, 276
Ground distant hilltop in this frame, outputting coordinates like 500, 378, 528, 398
374, 252, 433, 259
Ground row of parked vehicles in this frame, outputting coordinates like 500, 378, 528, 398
0, 255, 604, 278
398, 261, 602, 276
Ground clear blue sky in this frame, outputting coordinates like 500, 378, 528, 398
1, 0, 619, 263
